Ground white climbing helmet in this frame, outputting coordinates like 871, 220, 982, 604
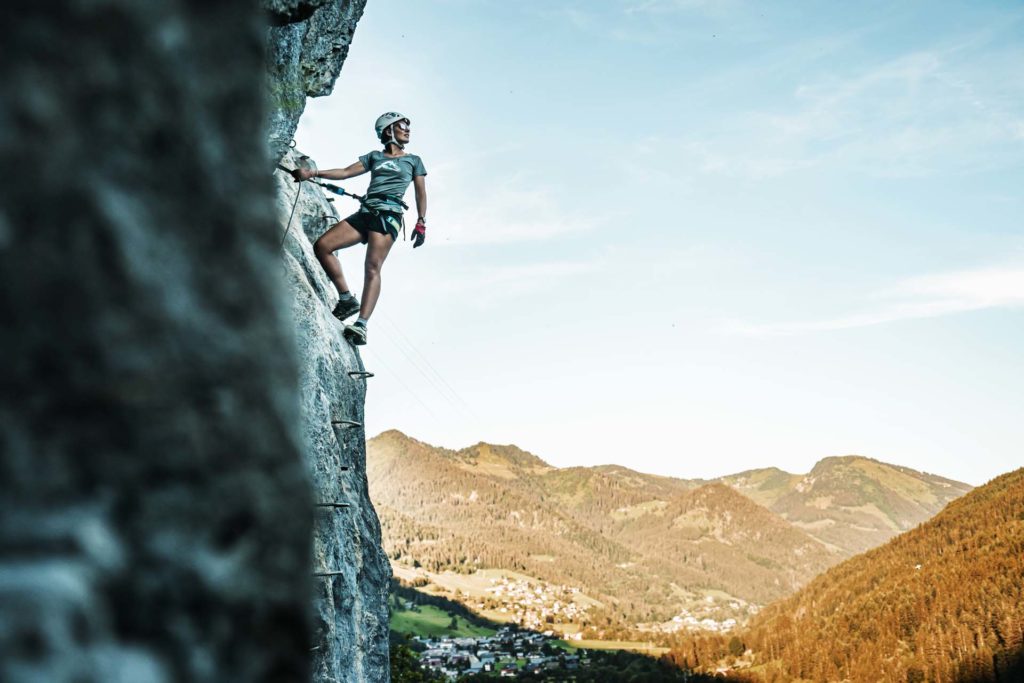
374, 112, 409, 141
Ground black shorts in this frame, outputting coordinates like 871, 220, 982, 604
345, 210, 402, 242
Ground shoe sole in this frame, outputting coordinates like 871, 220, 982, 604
332, 300, 361, 321
343, 325, 367, 346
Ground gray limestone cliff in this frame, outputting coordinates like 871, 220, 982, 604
275, 149, 391, 682
1, 1, 388, 682
267, 2, 392, 681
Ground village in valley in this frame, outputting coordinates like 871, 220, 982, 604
478, 576, 590, 632
389, 570, 747, 680
414, 627, 585, 679
639, 595, 760, 635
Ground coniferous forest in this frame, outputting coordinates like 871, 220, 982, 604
662, 468, 1024, 682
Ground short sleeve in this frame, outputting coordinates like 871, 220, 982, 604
359, 151, 377, 171
414, 155, 427, 177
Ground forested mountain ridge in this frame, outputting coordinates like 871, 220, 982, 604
367, 430, 975, 632
607, 483, 835, 601
367, 431, 836, 623
367, 430, 637, 589
666, 467, 1024, 682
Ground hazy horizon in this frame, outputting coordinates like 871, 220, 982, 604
368, 427, 999, 487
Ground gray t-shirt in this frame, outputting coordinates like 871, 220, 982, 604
358, 150, 427, 214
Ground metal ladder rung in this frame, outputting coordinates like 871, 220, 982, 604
331, 419, 362, 428
314, 571, 346, 577
347, 370, 374, 379
315, 502, 350, 508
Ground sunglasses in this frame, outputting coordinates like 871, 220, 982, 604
394, 120, 411, 132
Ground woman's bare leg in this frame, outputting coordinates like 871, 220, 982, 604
360, 231, 396, 320
313, 220, 364, 296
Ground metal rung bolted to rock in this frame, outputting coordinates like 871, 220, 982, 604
331, 419, 362, 428
315, 502, 350, 508
348, 370, 374, 379
314, 571, 346, 577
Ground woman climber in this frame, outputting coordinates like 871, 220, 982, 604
291, 111, 427, 346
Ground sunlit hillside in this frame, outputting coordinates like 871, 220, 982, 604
665, 467, 1024, 682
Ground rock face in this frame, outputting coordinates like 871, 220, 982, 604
1, 2, 387, 680
1, 2, 311, 682
265, 0, 369, 163
275, 148, 392, 682
266, 4, 391, 680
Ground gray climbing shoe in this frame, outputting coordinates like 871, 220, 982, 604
332, 293, 360, 322
343, 321, 367, 346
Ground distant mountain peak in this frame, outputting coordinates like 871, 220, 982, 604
462, 441, 553, 470
720, 454, 974, 556
372, 428, 423, 446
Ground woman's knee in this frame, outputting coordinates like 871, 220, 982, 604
365, 258, 384, 279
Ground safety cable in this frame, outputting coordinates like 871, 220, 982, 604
375, 315, 474, 420
379, 312, 475, 414
359, 344, 440, 421
276, 152, 318, 251
278, 169, 302, 251
373, 325, 461, 413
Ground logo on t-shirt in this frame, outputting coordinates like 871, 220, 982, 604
376, 160, 402, 173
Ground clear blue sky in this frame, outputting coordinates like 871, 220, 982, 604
296, 0, 1023, 486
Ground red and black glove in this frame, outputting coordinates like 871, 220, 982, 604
412, 219, 426, 248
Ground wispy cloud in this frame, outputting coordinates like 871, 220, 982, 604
671, 40, 1024, 180
726, 266, 1024, 336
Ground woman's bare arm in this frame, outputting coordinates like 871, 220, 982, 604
413, 175, 427, 221
294, 161, 366, 182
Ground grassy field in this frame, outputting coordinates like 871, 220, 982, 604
391, 564, 605, 609
390, 604, 497, 639
561, 639, 670, 656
